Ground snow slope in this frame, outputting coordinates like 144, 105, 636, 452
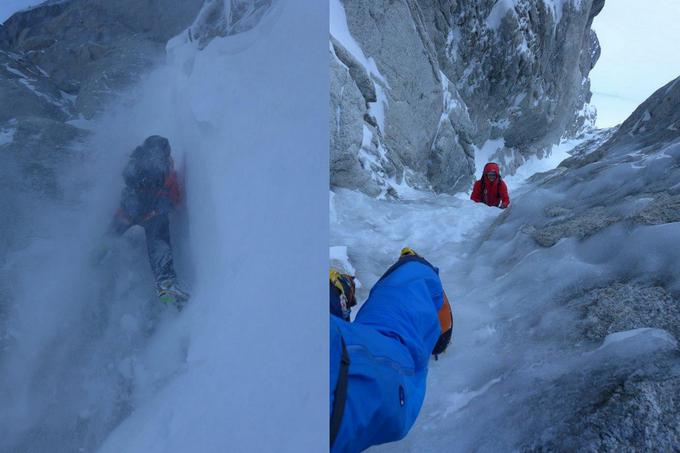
0, 1, 328, 452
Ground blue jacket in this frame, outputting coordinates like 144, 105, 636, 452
330, 258, 444, 453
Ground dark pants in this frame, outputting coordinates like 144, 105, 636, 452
141, 214, 177, 286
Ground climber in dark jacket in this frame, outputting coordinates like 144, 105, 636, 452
108, 135, 189, 306
329, 248, 453, 453
471, 162, 510, 209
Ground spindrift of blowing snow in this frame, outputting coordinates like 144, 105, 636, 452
0, 1, 327, 452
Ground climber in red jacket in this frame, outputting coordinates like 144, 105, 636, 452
470, 162, 510, 209
108, 135, 190, 307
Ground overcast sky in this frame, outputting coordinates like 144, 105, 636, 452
590, 0, 680, 128
1, 0, 45, 23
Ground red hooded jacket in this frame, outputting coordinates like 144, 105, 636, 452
112, 163, 183, 234
470, 162, 510, 208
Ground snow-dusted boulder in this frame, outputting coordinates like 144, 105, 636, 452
331, 0, 603, 196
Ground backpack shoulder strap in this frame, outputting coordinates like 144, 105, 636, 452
480, 177, 487, 203
330, 335, 350, 447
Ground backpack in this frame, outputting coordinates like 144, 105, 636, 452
123, 136, 172, 189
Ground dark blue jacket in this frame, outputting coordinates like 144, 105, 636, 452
330, 259, 444, 453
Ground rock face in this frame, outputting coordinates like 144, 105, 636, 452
330, 0, 603, 196
0, 0, 204, 117
572, 283, 680, 342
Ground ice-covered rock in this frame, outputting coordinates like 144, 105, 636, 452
570, 284, 680, 342
331, 0, 603, 196
516, 328, 680, 451
457, 73, 680, 450
531, 205, 621, 247
182, 0, 273, 50
517, 344, 680, 452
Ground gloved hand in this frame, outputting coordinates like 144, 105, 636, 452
399, 247, 453, 358
400, 247, 421, 258
499, 203, 508, 209
433, 290, 453, 359
330, 269, 357, 321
